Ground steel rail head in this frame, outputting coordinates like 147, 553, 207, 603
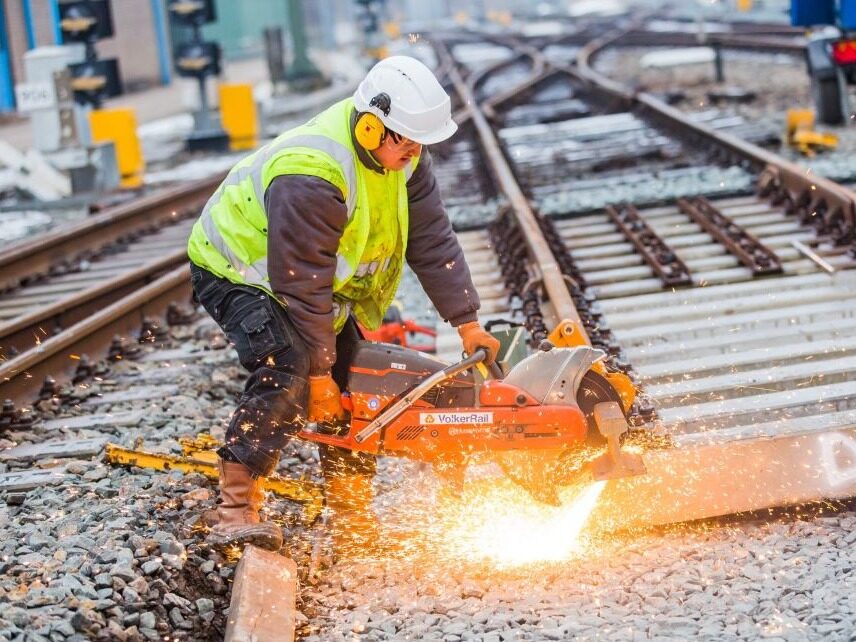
0, 248, 189, 352
434, 39, 584, 332
0, 173, 224, 292
0, 266, 191, 404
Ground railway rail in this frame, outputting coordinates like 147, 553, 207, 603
1, 18, 855, 642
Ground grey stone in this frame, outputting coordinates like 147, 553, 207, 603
140, 628, 159, 642
196, 597, 214, 614
59, 574, 84, 592
141, 559, 162, 575
164, 592, 192, 610
51, 621, 76, 637
26, 533, 55, 550
161, 553, 184, 570
122, 587, 140, 603
157, 539, 185, 556
443, 622, 468, 636
169, 607, 185, 627
82, 467, 108, 482
96, 549, 118, 564
139, 612, 156, 630
109, 563, 136, 582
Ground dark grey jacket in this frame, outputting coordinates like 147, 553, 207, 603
265, 147, 479, 374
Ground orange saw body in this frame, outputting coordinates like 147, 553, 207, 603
298, 339, 645, 499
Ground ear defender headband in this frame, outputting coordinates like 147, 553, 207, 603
355, 92, 392, 151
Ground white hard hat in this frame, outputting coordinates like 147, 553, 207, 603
353, 55, 458, 145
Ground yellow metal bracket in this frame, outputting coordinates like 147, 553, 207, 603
105, 436, 324, 524
786, 109, 838, 157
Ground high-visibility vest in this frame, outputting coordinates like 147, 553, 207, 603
187, 98, 418, 332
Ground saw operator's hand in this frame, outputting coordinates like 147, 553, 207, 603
457, 321, 501, 365
307, 374, 346, 423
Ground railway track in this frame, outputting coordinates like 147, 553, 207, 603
0, 176, 223, 402
1, 18, 855, 642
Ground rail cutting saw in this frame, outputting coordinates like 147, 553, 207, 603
299, 319, 646, 504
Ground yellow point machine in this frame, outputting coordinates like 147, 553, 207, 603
88, 108, 145, 189
218, 84, 259, 151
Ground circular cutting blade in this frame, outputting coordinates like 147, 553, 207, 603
496, 369, 625, 505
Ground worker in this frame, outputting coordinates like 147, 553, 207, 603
187, 55, 500, 553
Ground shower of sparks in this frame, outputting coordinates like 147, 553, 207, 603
432, 479, 607, 569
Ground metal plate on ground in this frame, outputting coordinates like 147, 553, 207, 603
224, 545, 298, 642
83, 385, 180, 407
0, 469, 67, 492
42, 410, 146, 430
0, 437, 108, 463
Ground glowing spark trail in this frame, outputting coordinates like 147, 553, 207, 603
438, 480, 607, 569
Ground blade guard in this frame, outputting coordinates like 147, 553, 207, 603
548, 319, 638, 413
588, 401, 646, 481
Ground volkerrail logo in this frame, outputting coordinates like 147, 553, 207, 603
418, 412, 494, 425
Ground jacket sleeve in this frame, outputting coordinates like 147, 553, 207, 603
266, 174, 348, 375
406, 149, 480, 326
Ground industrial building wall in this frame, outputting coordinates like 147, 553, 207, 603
96, 1, 164, 90
3, 0, 166, 98
3, 0, 56, 88
200, 0, 291, 60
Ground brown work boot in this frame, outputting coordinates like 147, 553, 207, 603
206, 460, 283, 551
324, 474, 382, 557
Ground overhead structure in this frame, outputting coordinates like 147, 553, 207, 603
285, 0, 327, 90
355, 0, 390, 62
168, 0, 229, 152
58, 0, 122, 109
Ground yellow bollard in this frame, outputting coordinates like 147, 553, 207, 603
383, 20, 401, 39
219, 83, 259, 151
786, 108, 815, 140
737, 0, 752, 11
89, 108, 145, 189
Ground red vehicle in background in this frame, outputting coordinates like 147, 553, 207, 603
359, 302, 437, 352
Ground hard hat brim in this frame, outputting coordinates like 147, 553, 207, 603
408, 119, 458, 146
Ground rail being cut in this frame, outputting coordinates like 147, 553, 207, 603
435, 28, 856, 533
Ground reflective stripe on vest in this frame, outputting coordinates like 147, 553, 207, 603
200, 134, 416, 291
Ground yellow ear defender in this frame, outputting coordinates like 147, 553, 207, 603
355, 92, 392, 151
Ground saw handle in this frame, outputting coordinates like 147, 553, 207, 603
488, 361, 504, 380
354, 349, 489, 444
469, 346, 504, 380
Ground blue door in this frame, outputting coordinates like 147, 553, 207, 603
0, 1, 15, 111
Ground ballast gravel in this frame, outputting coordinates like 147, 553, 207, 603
300, 503, 856, 642
1, 306, 855, 642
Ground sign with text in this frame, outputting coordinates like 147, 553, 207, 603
14, 82, 57, 112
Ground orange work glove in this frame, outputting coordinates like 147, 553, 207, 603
307, 374, 346, 423
457, 321, 501, 365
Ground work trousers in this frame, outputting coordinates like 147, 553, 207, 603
190, 263, 376, 479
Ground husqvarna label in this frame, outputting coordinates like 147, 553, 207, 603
419, 411, 493, 425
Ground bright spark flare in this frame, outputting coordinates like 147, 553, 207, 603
438, 480, 607, 569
